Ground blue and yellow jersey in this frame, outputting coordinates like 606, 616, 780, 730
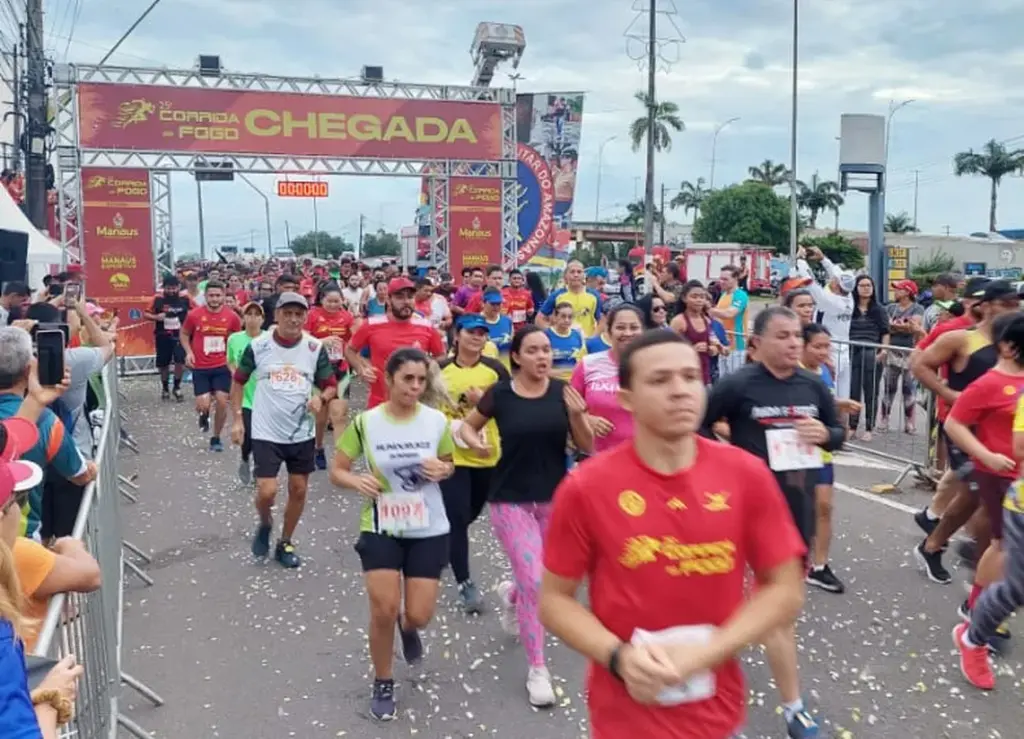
540, 287, 604, 337
585, 332, 612, 354
485, 314, 514, 368
546, 326, 586, 379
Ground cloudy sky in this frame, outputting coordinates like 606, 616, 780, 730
3, 0, 1024, 255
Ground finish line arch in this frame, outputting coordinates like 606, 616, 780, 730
50, 63, 518, 372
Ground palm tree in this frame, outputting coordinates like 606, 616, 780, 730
885, 211, 918, 233
628, 91, 685, 153
796, 173, 844, 229
953, 139, 1024, 232
747, 159, 790, 187
669, 178, 709, 220
623, 200, 662, 226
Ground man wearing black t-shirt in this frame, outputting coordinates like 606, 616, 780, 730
146, 275, 191, 401
702, 305, 844, 739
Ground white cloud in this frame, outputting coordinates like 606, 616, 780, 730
10, 0, 1024, 254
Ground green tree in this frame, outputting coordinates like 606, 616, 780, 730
622, 199, 662, 226
747, 159, 790, 187
796, 174, 844, 228
799, 233, 864, 270
289, 231, 353, 259
361, 229, 402, 258
669, 178, 709, 220
884, 211, 918, 233
953, 139, 1024, 232
909, 250, 957, 291
692, 181, 791, 251
628, 91, 685, 153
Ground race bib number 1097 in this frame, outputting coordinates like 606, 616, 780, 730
377, 492, 429, 533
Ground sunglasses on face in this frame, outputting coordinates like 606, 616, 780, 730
652, 305, 667, 312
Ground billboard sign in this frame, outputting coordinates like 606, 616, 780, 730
77, 83, 504, 161
276, 180, 328, 198
449, 177, 502, 274
514, 92, 585, 266
80, 167, 156, 357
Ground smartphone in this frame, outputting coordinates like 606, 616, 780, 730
64, 282, 80, 302
36, 329, 66, 386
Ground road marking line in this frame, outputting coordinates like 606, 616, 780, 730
833, 481, 919, 515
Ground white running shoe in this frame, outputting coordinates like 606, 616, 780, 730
496, 580, 519, 636
526, 666, 556, 707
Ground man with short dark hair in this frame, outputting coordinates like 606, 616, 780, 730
146, 275, 191, 401
0, 282, 30, 326
923, 274, 961, 332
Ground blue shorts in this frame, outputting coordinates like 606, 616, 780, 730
817, 463, 834, 486
192, 366, 232, 397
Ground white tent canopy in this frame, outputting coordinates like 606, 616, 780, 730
0, 184, 64, 289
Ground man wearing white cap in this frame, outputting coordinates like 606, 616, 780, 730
794, 245, 855, 399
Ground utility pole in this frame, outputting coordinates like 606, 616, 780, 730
24, 0, 48, 229
6, 24, 24, 172
195, 179, 207, 259
357, 214, 366, 260
284, 220, 291, 253
641, 0, 657, 262
659, 183, 666, 246
912, 169, 919, 230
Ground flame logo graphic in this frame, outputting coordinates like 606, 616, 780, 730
113, 98, 155, 129
86, 175, 106, 190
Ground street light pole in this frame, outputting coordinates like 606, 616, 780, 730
237, 173, 273, 254
709, 117, 739, 190
641, 0, 658, 265
885, 98, 914, 163
595, 135, 617, 221
98, 0, 164, 65
787, 0, 800, 263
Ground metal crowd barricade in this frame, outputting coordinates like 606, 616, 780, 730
716, 329, 937, 492
32, 366, 164, 739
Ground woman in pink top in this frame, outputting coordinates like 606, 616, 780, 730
570, 304, 644, 454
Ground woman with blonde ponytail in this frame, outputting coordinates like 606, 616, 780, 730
0, 418, 83, 738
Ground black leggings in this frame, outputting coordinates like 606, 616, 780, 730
440, 466, 492, 583
241, 408, 253, 462
848, 345, 881, 431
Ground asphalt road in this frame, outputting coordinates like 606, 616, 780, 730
114, 377, 1022, 739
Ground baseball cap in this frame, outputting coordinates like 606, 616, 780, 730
837, 271, 856, 293
963, 277, 990, 299
482, 288, 503, 304
387, 277, 416, 294
0, 418, 43, 508
980, 280, 1016, 303
933, 299, 956, 311
891, 279, 919, 296
275, 291, 309, 311
457, 314, 489, 332
241, 301, 265, 315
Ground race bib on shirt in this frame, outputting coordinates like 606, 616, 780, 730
203, 335, 225, 355
766, 428, 823, 471
326, 341, 344, 362
631, 625, 716, 705
268, 364, 303, 392
163, 317, 181, 331
377, 492, 429, 533
511, 309, 527, 323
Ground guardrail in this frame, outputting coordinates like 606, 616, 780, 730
720, 330, 937, 492
32, 365, 164, 739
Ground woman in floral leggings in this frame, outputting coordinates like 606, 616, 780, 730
460, 325, 593, 709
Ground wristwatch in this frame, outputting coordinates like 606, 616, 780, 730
607, 643, 625, 682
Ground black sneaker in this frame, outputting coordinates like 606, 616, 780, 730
198, 412, 210, 432
274, 540, 301, 569
161, 388, 170, 401
913, 508, 939, 536
210, 436, 224, 453
806, 564, 846, 594
369, 678, 396, 721
314, 448, 327, 470
913, 541, 952, 584
398, 621, 423, 665
251, 523, 272, 558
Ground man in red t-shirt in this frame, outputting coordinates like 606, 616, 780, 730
180, 280, 242, 452
540, 331, 805, 739
345, 277, 445, 408
464, 264, 505, 313
502, 269, 535, 332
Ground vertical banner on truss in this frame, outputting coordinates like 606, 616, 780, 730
80, 167, 156, 357
449, 177, 503, 274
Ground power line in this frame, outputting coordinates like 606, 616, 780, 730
61, 0, 82, 61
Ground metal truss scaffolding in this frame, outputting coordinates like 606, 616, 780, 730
51, 62, 518, 277
150, 171, 173, 278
